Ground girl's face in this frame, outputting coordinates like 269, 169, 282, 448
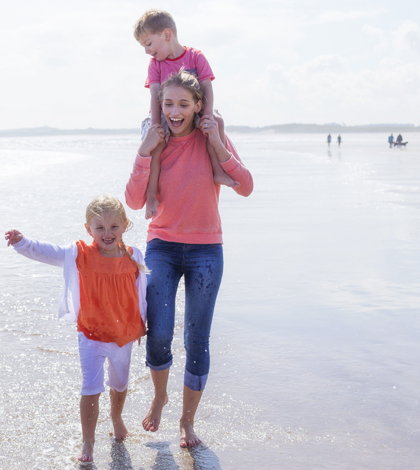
162, 85, 202, 137
85, 211, 126, 257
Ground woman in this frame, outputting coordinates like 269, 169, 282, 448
125, 71, 253, 447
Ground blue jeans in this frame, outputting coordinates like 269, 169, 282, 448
145, 239, 223, 391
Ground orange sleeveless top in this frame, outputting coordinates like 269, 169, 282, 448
76, 240, 145, 347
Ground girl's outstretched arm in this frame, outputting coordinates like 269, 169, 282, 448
5, 229, 23, 246
7, 234, 68, 268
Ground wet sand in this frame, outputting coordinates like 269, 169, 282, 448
0, 132, 419, 469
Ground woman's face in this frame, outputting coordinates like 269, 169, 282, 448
162, 85, 202, 137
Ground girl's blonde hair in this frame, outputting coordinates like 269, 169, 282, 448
86, 194, 148, 273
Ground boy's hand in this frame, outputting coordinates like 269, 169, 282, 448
5, 230, 23, 246
138, 123, 165, 157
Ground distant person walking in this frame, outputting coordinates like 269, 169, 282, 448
388, 134, 394, 148
337, 135, 342, 146
327, 134, 331, 146
396, 134, 403, 147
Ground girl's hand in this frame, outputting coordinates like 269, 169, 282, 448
138, 123, 165, 157
5, 230, 23, 246
200, 115, 221, 147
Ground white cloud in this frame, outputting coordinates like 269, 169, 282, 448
311, 9, 384, 25
273, 55, 420, 125
393, 20, 420, 54
362, 24, 389, 51
290, 54, 350, 77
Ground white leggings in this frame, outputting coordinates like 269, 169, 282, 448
78, 332, 133, 396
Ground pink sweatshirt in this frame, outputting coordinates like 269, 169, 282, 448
125, 130, 253, 244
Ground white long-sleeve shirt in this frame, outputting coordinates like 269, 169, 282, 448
12, 236, 147, 325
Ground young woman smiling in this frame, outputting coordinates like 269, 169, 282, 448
125, 70, 253, 448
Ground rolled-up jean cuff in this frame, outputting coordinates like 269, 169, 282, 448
184, 369, 208, 391
146, 359, 172, 371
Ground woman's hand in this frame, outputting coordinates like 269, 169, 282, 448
200, 115, 222, 148
138, 123, 165, 157
5, 230, 23, 246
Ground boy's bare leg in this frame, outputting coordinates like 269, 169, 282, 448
207, 141, 239, 187
179, 385, 203, 448
143, 368, 169, 432
110, 388, 129, 440
208, 113, 239, 188
145, 141, 165, 219
79, 393, 100, 463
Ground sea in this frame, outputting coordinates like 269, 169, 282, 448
0, 132, 419, 470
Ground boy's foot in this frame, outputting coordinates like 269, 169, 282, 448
78, 440, 94, 463
213, 172, 240, 189
180, 421, 201, 448
145, 197, 159, 220
112, 416, 130, 440
142, 394, 168, 432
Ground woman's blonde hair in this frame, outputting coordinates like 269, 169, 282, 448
86, 194, 148, 273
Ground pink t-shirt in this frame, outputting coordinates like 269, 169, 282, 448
125, 131, 253, 244
145, 46, 215, 88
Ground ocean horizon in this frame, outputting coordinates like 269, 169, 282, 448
0, 123, 419, 138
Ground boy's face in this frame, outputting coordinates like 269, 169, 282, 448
139, 30, 171, 61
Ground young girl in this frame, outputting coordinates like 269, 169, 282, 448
5, 194, 147, 464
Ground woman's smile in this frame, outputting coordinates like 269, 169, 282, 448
169, 117, 184, 128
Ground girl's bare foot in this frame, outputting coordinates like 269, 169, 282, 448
78, 440, 94, 463
112, 416, 129, 440
145, 197, 159, 219
180, 420, 201, 448
213, 172, 240, 188
142, 394, 168, 432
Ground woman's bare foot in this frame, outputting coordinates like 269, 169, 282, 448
145, 197, 159, 219
78, 440, 94, 463
180, 421, 201, 448
213, 171, 240, 188
142, 394, 168, 432
112, 416, 129, 440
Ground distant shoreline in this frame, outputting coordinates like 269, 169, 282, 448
0, 124, 419, 137
225, 124, 420, 134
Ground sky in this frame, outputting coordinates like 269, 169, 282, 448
1, 0, 420, 129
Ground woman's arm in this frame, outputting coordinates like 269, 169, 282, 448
125, 154, 152, 210
125, 123, 165, 210
200, 117, 254, 197
220, 134, 254, 197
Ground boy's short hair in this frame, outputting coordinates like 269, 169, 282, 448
134, 9, 177, 40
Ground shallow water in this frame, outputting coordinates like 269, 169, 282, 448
0, 132, 419, 469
